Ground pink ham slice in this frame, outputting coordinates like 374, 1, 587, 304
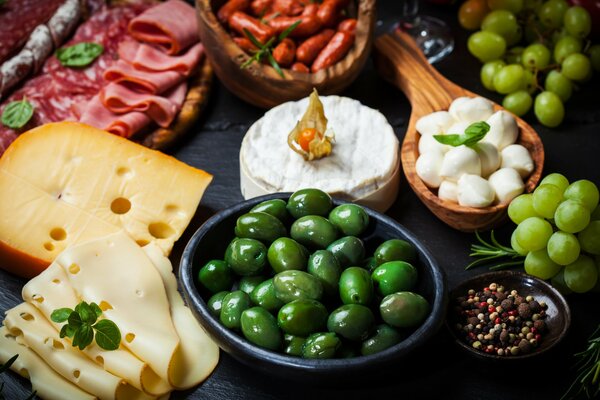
79, 94, 150, 138
118, 40, 204, 76
103, 59, 184, 94
128, 0, 199, 55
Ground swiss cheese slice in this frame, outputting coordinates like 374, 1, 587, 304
0, 122, 212, 278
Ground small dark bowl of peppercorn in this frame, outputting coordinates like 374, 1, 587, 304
446, 270, 571, 361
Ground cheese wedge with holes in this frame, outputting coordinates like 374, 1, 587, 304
0, 122, 212, 278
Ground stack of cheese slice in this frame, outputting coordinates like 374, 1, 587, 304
0, 231, 219, 400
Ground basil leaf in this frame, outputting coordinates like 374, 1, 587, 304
279, 20, 301, 41
73, 324, 94, 350
91, 302, 102, 319
93, 319, 121, 351
56, 42, 103, 68
68, 311, 83, 329
434, 121, 490, 147
76, 302, 97, 325
1, 99, 34, 129
60, 324, 76, 339
0, 355, 17, 374
51, 308, 73, 323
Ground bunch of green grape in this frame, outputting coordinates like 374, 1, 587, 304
462, 0, 600, 127
508, 173, 600, 293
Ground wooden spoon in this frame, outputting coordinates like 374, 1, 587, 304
373, 29, 544, 232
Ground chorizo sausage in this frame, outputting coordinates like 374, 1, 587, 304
311, 30, 354, 72
337, 18, 357, 35
317, 0, 350, 28
268, 14, 322, 38
272, 0, 304, 16
291, 62, 310, 73
250, 0, 273, 16
218, 0, 251, 25
229, 11, 275, 44
273, 38, 296, 67
233, 37, 260, 53
296, 29, 335, 65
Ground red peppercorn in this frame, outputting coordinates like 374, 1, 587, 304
488, 306, 495, 313
480, 302, 487, 308
508, 310, 517, 316
502, 312, 508, 318
495, 317, 501, 324
484, 287, 489, 291
535, 334, 541, 341
531, 327, 537, 334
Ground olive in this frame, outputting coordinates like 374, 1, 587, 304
339, 267, 374, 305
249, 278, 284, 312
283, 334, 306, 356
374, 239, 417, 266
277, 299, 328, 336
336, 343, 360, 358
327, 304, 375, 341
380, 292, 429, 328
307, 250, 342, 296
273, 270, 323, 303
207, 291, 229, 318
239, 276, 266, 294
240, 307, 282, 350
302, 332, 340, 359
235, 212, 287, 244
371, 261, 418, 296
267, 238, 308, 273
360, 324, 403, 356
250, 199, 289, 223
290, 215, 338, 249
328, 204, 370, 236
198, 260, 234, 293
287, 188, 333, 219
326, 236, 365, 268
225, 238, 267, 276
220, 290, 251, 329
364, 257, 378, 273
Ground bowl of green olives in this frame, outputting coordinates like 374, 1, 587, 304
179, 189, 447, 380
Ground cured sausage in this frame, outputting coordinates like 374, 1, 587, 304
268, 14, 322, 38
218, 0, 251, 25
47, 0, 82, 47
311, 30, 354, 72
316, 0, 350, 28
229, 11, 275, 44
296, 29, 335, 65
250, 0, 273, 16
273, 38, 296, 67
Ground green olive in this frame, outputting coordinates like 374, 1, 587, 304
235, 212, 287, 244
273, 270, 323, 303
371, 261, 418, 296
220, 290, 251, 329
287, 188, 333, 219
290, 215, 338, 249
360, 324, 403, 356
250, 199, 289, 223
207, 291, 229, 318
198, 260, 234, 293
364, 256, 378, 273
327, 304, 375, 341
267, 238, 308, 273
283, 334, 306, 356
240, 307, 282, 350
328, 204, 370, 236
249, 278, 284, 312
374, 239, 417, 266
307, 250, 342, 296
302, 332, 340, 359
326, 236, 365, 268
277, 299, 328, 336
380, 292, 429, 328
339, 267, 374, 305
239, 276, 266, 294
224, 238, 267, 276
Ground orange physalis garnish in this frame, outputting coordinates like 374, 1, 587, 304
298, 128, 318, 152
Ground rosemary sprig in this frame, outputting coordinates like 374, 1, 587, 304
0, 355, 36, 400
465, 230, 525, 271
561, 324, 600, 400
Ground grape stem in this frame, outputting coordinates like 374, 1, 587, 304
465, 230, 525, 271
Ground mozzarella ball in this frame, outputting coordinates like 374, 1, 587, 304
418, 133, 450, 154
449, 96, 494, 124
416, 149, 445, 189
440, 145, 482, 182
446, 121, 471, 136
448, 97, 470, 121
488, 168, 525, 205
474, 142, 501, 178
416, 111, 455, 136
457, 174, 495, 208
438, 180, 458, 203
482, 110, 518, 150
501, 144, 534, 178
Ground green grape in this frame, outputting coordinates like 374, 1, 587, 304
468, 31, 507, 62
533, 184, 564, 218
564, 254, 598, 293
554, 199, 591, 233
534, 91, 565, 127
592, 205, 600, 221
547, 231, 580, 265
515, 217, 554, 251
523, 69, 537, 94
563, 6, 592, 38
538, 0, 569, 29
553, 36, 583, 63
493, 64, 525, 94
540, 173, 570, 193
508, 194, 539, 224
487, 0, 524, 13
481, 60, 506, 91
481, 10, 522, 46
561, 53, 592, 81
503, 90, 533, 116
525, 249, 562, 279
544, 70, 573, 102
551, 268, 572, 295
578, 221, 600, 255
564, 180, 600, 210
511, 230, 529, 255
522, 43, 551, 70
589, 45, 600, 72
505, 46, 524, 64
552, 27, 571, 45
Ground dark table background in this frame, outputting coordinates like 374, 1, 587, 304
2, 1, 600, 399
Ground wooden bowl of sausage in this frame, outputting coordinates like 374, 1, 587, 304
196, 0, 376, 108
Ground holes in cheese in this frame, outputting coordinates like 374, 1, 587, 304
50, 228, 67, 241
73, 369, 81, 379
44, 242, 55, 251
32, 294, 44, 303
115, 166, 133, 178
110, 198, 131, 215
125, 333, 136, 343
136, 239, 150, 247
20, 312, 34, 321
19, 368, 30, 379
68, 264, 80, 275
148, 222, 175, 239
44, 337, 65, 350
99, 301, 113, 311
52, 278, 61, 284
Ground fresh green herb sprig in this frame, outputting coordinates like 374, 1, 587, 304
466, 230, 525, 271
0, 355, 36, 400
51, 301, 121, 351
240, 20, 301, 78
1, 98, 34, 129
434, 121, 491, 147
56, 42, 103, 68
562, 324, 600, 400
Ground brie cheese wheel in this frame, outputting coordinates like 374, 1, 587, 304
240, 96, 399, 212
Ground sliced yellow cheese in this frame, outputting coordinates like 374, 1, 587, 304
0, 326, 97, 400
0, 122, 212, 277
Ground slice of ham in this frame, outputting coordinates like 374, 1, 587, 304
79, 94, 150, 138
118, 40, 204, 76
103, 59, 184, 94
128, 0, 199, 55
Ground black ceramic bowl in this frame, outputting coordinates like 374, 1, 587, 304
446, 270, 571, 361
179, 193, 448, 380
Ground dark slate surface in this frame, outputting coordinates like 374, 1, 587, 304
2, 2, 600, 399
